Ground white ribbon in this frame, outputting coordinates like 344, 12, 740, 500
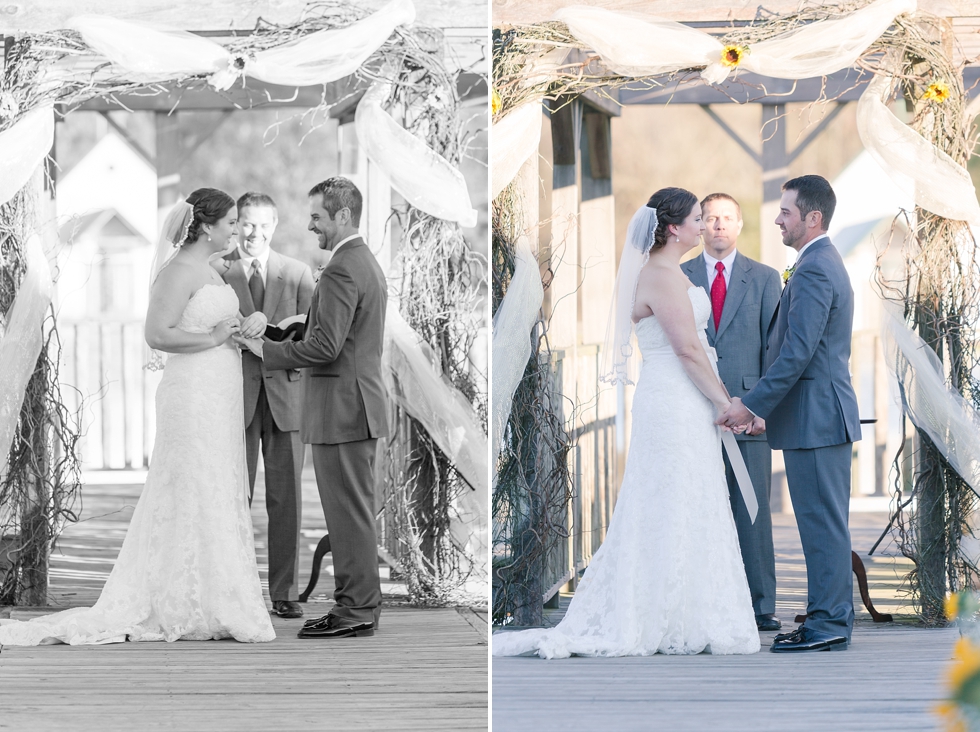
0, 233, 53, 485
491, 102, 541, 201
356, 81, 478, 228
0, 106, 54, 209
857, 74, 980, 225
721, 431, 758, 524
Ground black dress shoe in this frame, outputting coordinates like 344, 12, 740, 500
297, 614, 375, 639
770, 626, 847, 653
756, 614, 781, 632
272, 601, 303, 619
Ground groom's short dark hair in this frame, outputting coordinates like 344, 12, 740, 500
783, 175, 835, 230
309, 178, 363, 228
237, 191, 278, 218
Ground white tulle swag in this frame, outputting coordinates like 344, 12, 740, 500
69, 0, 415, 90
551, 0, 914, 86
0, 234, 53, 484
384, 306, 487, 578
491, 102, 542, 200
857, 74, 980, 225
355, 81, 477, 228
491, 235, 544, 466
0, 105, 55, 208
249, 0, 416, 86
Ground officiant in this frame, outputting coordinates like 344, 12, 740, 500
681, 193, 783, 632
216, 192, 315, 619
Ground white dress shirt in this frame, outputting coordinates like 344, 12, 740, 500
702, 248, 738, 288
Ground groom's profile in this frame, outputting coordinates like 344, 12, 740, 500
241, 177, 389, 639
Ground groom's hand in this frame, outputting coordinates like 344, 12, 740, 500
716, 397, 754, 430
232, 335, 264, 359
744, 416, 767, 436
240, 312, 268, 339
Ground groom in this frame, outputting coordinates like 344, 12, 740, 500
719, 175, 861, 653
237, 177, 389, 639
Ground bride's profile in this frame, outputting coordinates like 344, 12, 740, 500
492, 187, 760, 659
0, 188, 275, 646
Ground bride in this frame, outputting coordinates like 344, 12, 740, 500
0, 188, 275, 646
493, 187, 760, 658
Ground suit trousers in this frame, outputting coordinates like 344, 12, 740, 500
723, 439, 776, 616
311, 439, 382, 625
783, 443, 855, 640
245, 385, 303, 601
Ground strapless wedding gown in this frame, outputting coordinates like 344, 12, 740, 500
493, 286, 759, 658
0, 284, 275, 645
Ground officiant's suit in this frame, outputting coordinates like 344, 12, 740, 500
220, 248, 315, 602
741, 236, 861, 641
682, 250, 781, 618
263, 236, 388, 626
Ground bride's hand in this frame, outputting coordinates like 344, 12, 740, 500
240, 312, 268, 339
715, 400, 734, 432
210, 318, 240, 346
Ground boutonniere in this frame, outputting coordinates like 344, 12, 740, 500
313, 265, 326, 284
782, 266, 796, 285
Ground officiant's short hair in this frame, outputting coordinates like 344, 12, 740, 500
700, 192, 741, 220
309, 177, 363, 228
237, 191, 278, 218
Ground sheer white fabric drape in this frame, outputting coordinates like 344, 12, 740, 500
491, 234, 544, 466
857, 74, 980, 225
552, 0, 915, 86
0, 233, 53, 485
69, 0, 415, 90
491, 102, 542, 201
355, 81, 477, 228
383, 306, 487, 580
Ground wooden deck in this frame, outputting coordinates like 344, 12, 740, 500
492, 511, 958, 732
0, 466, 488, 731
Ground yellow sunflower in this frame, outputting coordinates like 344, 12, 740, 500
948, 592, 962, 621
948, 637, 980, 696
721, 45, 749, 69
492, 88, 502, 116
924, 81, 951, 103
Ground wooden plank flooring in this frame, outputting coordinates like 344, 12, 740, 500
0, 468, 488, 731
492, 511, 957, 732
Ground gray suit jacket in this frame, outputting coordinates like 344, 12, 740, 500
263, 237, 389, 445
220, 249, 314, 431
742, 237, 861, 450
681, 251, 781, 442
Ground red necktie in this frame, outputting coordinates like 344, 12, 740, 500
711, 261, 726, 330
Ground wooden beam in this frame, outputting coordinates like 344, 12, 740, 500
787, 102, 847, 164
699, 105, 760, 166
2, 0, 487, 32
155, 111, 181, 216
99, 112, 155, 165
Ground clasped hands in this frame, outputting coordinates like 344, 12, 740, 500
716, 397, 766, 436
230, 312, 266, 358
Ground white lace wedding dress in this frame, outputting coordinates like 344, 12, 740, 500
0, 284, 275, 645
493, 286, 760, 659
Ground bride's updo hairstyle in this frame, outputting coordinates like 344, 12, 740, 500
645, 187, 698, 251
184, 188, 235, 244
